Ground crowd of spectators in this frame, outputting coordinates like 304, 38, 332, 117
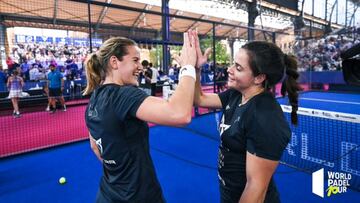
3, 43, 90, 84
0, 43, 96, 116
294, 34, 360, 72
2, 33, 360, 92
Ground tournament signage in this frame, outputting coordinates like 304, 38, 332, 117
15, 35, 103, 47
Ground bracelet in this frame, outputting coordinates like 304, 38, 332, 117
179, 65, 196, 81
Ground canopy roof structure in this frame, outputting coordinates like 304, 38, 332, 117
0, 0, 344, 41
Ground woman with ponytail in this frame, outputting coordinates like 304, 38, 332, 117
7, 69, 24, 118
84, 32, 197, 203
193, 38, 301, 203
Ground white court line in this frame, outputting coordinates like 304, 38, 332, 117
300, 98, 360, 105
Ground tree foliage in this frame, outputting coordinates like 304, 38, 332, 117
149, 45, 163, 68
148, 36, 230, 68
200, 35, 230, 64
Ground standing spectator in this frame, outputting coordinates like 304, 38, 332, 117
7, 70, 24, 118
215, 67, 226, 92
141, 60, 152, 95
20, 59, 30, 81
143, 60, 152, 85
6, 56, 15, 74
47, 64, 66, 113
149, 62, 159, 96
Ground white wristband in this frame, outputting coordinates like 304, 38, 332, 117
179, 65, 196, 81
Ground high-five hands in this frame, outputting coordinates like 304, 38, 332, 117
173, 31, 197, 68
173, 30, 211, 73
191, 30, 211, 70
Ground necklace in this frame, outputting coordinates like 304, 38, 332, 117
239, 88, 264, 106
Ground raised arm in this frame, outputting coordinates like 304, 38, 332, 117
135, 31, 197, 126
193, 31, 222, 109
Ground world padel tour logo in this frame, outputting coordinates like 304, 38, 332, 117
312, 168, 352, 198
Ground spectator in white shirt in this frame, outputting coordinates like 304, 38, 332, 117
149, 63, 159, 96
29, 65, 39, 81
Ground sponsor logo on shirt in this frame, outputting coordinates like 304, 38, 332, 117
95, 138, 103, 154
218, 172, 226, 186
88, 105, 99, 118
104, 159, 117, 165
219, 115, 230, 136
94, 138, 117, 165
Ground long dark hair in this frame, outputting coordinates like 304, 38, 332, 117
242, 41, 302, 125
83, 37, 136, 95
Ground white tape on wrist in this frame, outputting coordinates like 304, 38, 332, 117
179, 65, 196, 81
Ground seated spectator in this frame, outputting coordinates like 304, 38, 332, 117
29, 65, 40, 81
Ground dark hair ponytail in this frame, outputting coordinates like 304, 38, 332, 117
242, 41, 301, 125
281, 54, 302, 125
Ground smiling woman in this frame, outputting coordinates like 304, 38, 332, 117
193, 38, 302, 203
83, 33, 197, 203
